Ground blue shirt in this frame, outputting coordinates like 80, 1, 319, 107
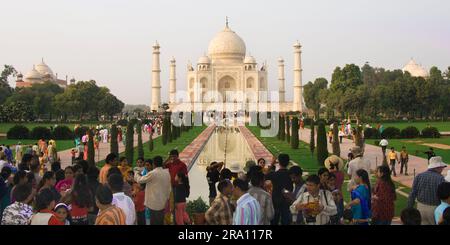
434, 201, 449, 224
351, 185, 371, 220
233, 193, 261, 225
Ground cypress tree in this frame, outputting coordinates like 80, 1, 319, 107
162, 114, 169, 145
125, 120, 135, 164
137, 121, 144, 159
168, 115, 173, 143
316, 121, 329, 166
332, 122, 341, 156
310, 120, 315, 156
110, 124, 119, 156
286, 117, 290, 143
280, 116, 285, 141
148, 130, 154, 152
291, 117, 299, 149
87, 129, 95, 167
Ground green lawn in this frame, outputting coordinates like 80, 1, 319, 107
96, 126, 207, 167
248, 125, 412, 217
247, 126, 320, 174
0, 122, 110, 134
0, 139, 75, 151
366, 137, 450, 164
370, 121, 450, 132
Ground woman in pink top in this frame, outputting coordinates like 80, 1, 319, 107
55, 166, 75, 193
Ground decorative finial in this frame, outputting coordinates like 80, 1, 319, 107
226, 16, 229, 28
41, 57, 44, 63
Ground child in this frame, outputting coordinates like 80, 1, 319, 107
118, 157, 131, 181
134, 184, 146, 225
31, 189, 64, 225
55, 166, 74, 193
70, 148, 77, 165
54, 203, 71, 225
174, 171, 191, 225
345, 169, 371, 225
327, 173, 343, 224
142, 159, 153, 176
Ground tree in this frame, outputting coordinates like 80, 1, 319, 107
125, 120, 135, 164
0, 65, 16, 104
98, 92, 125, 121
309, 119, 315, 156
291, 117, 299, 149
303, 78, 328, 119
87, 129, 95, 167
285, 117, 290, 143
136, 121, 144, 159
148, 130, 154, 152
162, 113, 169, 145
332, 122, 340, 156
110, 124, 119, 156
279, 115, 285, 141
316, 121, 329, 166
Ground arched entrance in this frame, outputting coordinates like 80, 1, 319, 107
218, 75, 236, 102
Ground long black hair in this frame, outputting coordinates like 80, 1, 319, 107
71, 174, 93, 208
176, 171, 190, 198
356, 169, 371, 198
377, 165, 396, 196
37, 171, 55, 191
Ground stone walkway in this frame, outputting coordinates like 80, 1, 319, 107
180, 125, 216, 170
298, 128, 449, 188
239, 126, 274, 163
58, 131, 156, 169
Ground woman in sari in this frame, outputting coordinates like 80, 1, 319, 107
345, 169, 371, 225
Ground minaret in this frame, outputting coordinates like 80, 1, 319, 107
278, 57, 286, 102
169, 57, 176, 104
292, 41, 303, 112
151, 41, 162, 111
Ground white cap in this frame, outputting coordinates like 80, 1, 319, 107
428, 156, 447, 170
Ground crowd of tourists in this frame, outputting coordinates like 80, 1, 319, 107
1, 120, 449, 225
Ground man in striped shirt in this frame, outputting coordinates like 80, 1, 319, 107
95, 184, 126, 225
232, 179, 261, 225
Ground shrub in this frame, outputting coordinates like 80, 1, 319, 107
400, 126, 420, 139
310, 120, 315, 156
117, 119, 128, 127
286, 118, 290, 143
74, 126, 89, 139
421, 127, 440, 138
7, 125, 30, 139
381, 127, 401, 139
110, 124, 119, 156
303, 118, 313, 126
52, 126, 74, 140
291, 117, 299, 149
316, 121, 329, 166
87, 130, 95, 166
30, 126, 51, 140
364, 128, 381, 139
279, 116, 285, 141
136, 121, 144, 159
125, 120, 135, 164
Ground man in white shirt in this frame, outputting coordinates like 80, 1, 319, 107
135, 156, 171, 225
290, 175, 337, 225
347, 146, 371, 192
379, 137, 389, 156
108, 173, 136, 225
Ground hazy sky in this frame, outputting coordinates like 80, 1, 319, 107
1, 0, 449, 105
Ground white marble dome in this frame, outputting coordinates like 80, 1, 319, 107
208, 26, 246, 63
35, 59, 56, 79
244, 55, 256, 64
24, 66, 43, 82
197, 55, 211, 64
402, 59, 428, 78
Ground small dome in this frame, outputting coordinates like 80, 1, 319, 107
197, 55, 211, 64
244, 55, 256, 64
24, 66, 43, 80
208, 25, 246, 63
35, 58, 55, 79
402, 59, 428, 78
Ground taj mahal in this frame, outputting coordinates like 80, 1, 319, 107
150, 20, 305, 114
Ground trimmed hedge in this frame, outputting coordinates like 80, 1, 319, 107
52, 126, 74, 140
400, 126, 420, 139
316, 121, 328, 166
117, 119, 128, 127
381, 127, 401, 139
31, 126, 52, 140
364, 128, 381, 139
7, 125, 30, 139
421, 127, 440, 138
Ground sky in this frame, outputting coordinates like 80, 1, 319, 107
1, 0, 449, 105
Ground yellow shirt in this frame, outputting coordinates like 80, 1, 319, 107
388, 151, 397, 160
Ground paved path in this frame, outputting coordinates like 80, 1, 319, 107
180, 125, 216, 170
239, 126, 274, 163
58, 131, 156, 169
298, 128, 449, 188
